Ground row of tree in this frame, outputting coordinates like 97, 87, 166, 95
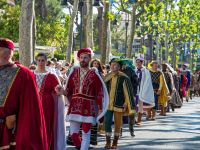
70, 0, 200, 69
0, 0, 200, 69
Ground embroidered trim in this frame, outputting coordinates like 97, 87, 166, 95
0, 66, 20, 107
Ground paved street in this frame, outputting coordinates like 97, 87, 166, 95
67, 97, 200, 150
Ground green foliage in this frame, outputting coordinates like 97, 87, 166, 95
46, 0, 62, 18
36, 14, 70, 51
111, 49, 123, 56
0, 2, 70, 54
13, 52, 19, 61
53, 49, 66, 60
106, 11, 115, 21
0, 5, 21, 42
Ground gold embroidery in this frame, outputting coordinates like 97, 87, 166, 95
0, 66, 20, 107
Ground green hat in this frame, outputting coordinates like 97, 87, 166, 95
118, 59, 135, 69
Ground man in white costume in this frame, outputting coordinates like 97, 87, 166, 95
135, 56, 155, 125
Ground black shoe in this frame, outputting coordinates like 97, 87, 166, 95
171, 104, 175, 112
130, 130, 135, 137
129, 125, 135, 137
186, 97, 189, 102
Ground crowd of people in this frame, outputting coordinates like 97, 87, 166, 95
0, 38, 200, 150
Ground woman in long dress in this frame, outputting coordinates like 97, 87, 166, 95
34, 53, 60, 150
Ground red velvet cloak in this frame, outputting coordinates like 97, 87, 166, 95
0, 63, 48, 150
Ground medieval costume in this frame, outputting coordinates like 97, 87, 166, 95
104, 62, 136, 149
0, 39, 47, 150
162, 63, 175, 113
64, 48, 108, 150
180, 64, 191, 102
34, 71, 64, 150
67, 59, 104, 146
0, 63, 48, 150
119, 59, 138, 136
148, 66, 169, 119
194, 72, 200, 96
135, 65, 155, 124
188, 73, 195, 99
170, 73, 183, 108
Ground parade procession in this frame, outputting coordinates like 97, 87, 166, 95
0, 0, 200, 150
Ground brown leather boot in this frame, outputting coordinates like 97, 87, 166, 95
163, 107, 167, 116
136, 113, 142, 125
152, 109, 156, 120
104, 134, 111, 149
146, 108, 151, 120
159, 106, 164, 116
111, 134, 119, 149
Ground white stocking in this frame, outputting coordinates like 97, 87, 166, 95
81, 129, 91, 150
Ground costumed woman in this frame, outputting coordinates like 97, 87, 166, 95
34, 53, 66, 150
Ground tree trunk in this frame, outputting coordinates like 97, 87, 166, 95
127, 5, 136, 58
35, 0, 47, 18
172, 43, 177, 69
148, 34, 153, 61
106, 12, 111, 64
82, 0, 89, 48
32, 8, 36, 60
19, 0, 35, 67
97, 7, 103, 52
66, 0, 79, 63
155, 36, 159, 63
101, 2, 109, 64
165, 33, 169, 62
88, 0, 93, 48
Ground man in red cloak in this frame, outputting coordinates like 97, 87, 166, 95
0, 38, 48, 150
56, 48, 109, 150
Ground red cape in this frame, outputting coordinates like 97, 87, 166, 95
0, 63, 48, 150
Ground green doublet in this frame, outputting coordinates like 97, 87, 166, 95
104, 72, 135, 115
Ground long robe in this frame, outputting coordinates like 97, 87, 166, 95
136, 67, 155, 107
34, 72, 59, 150
0, 63, 47, 150
149, 69, 169, 107
180, 75, 188, 97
